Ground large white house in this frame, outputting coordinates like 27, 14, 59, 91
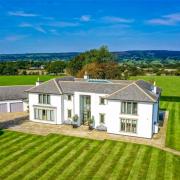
26, 76, 161, 138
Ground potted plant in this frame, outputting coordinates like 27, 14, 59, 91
72, 114, 78, 128
88, 116, 94, 130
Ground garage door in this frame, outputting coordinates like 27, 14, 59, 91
0, 103, 8, 113
10, 102, 23, 112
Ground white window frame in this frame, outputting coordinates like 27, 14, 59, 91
121, 101, 138, 115
120, 118, 137, 134
38, 94, 50, 105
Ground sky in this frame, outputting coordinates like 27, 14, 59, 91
0, 0, 180, 54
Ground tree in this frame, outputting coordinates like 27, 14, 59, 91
67, 46, 116, 76
46, 61, 66, 75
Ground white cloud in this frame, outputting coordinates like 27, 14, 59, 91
8, 11, 38, 17
147, 13, 180, 26
19, 23, 46, 33
49, 21, 79, 27
102, 16, 134, 23
5, 35, 27, 41
80, 15, 91, 22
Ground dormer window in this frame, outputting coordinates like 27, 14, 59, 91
39, 94, 50, 104
67, 95, 72, 101
99, 97, 105, 105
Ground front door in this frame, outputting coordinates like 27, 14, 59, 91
80, 95, 91, 125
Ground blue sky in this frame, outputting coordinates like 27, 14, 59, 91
0, 0, 180, 54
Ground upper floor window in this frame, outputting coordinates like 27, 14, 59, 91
99, 97, 105, 105
39, 94, 50, 104
121, 102, 137, 115
99, 113, 105, 124
67, 95, 72, 101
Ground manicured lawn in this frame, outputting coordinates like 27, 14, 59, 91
0, 75, 59, 86
0, 130, 179, 180
160, 100, 180, 151
130, 76, 180, 97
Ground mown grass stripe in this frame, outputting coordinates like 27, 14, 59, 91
0, 131, 25, 144
6, 136, 72, 180
59, 140, 102, 179
23, 137, 81, 180
115, 144, 140, 180
164, 152, 174, 180
92, 142, 124, 179
39, 139, 90, 180
0, 135, 61, 179
0, 130, 16, 140
155, 150, 166, 180
0, 136, 43, 169
109, 143, 137, 179
172, 155, 180, 180
0, 134, 30, 152
104, 143, 127, 179
0, 135, 38, 159
173, 102, 180, 150
166, 102, 175, 149
127, 146, 150, 180
145, 148, 159, 180
74, 140, 114, 180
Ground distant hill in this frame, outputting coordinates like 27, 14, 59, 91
0, 50, 180, 62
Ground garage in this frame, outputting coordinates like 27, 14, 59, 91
10, 102, 23, 112
0, 103, 8, 113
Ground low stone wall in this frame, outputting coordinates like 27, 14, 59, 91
0, 115, 28, 129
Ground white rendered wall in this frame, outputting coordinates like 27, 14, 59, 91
106, 101, 154, 138
63, 94, 74, 122
28, 93, 62, 124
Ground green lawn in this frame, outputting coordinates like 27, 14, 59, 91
0, 75, 58, 86
0, 130, 179, 180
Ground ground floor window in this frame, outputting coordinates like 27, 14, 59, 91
67, 109, 72, 119
34, 108, 55, 121
120, 118, 137, 133
99, 113, 105, 124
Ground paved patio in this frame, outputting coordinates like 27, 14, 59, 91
6, 111, 179, 156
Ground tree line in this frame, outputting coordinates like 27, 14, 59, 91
0, 46, 179, 77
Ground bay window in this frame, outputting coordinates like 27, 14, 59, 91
34, 108, 54, 121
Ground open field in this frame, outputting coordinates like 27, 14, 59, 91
0, 130, 179, 180
0, 75, 58, 86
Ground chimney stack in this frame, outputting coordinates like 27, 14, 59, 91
36, 77, 42, 86
152, 81, 157, 94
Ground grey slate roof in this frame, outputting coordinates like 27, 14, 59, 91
0, 85, 33, 101
106, 83, 159, 102
27, 76, 161, 103
26, 79, 61, 95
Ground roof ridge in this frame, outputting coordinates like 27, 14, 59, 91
105, 82, 134, 98
134, 82, 156, 102
25, 78, 54, 92
53, 79, 63, 94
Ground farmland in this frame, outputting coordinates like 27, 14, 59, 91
0, 75, 58, 86
0, 130, 179, 180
